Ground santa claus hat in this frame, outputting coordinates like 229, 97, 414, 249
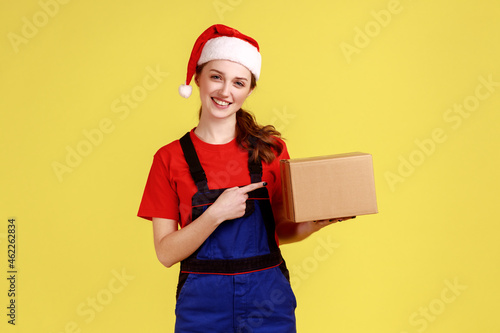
179, 24, 261, 98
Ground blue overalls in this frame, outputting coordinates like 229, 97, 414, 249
175, 133, 297, 333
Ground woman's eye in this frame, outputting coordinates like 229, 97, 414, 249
211, 75, 221, 80
235, 81, 245, 87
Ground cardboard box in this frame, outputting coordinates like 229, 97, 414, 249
280, 153, 378, 222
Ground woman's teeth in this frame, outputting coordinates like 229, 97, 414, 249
213, 98, 230, 106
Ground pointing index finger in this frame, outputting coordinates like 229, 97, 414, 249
240, 181, 267, 194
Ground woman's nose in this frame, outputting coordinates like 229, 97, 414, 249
219, 82, 230, 97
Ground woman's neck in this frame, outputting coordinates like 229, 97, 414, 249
194, 117, 236, 144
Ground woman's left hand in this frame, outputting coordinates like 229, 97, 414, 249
276, 215, 357, 244
313, 216, 356, 229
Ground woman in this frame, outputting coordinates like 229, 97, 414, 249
138, 24, 351, 333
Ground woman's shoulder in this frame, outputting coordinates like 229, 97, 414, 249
271, 135, 289, 159
272, 135, 287, 146
153, 137, 184, 161
154, 129, 198, 157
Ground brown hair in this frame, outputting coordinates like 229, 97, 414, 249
195, 64, 283, 164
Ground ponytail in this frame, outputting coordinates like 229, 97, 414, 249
235, 109, 283, 164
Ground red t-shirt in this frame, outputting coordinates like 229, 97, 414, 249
137, 129, 290, 227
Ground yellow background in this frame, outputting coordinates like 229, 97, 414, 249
2, 0, 499, 332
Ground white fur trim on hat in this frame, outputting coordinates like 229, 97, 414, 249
198, 36, 261, 80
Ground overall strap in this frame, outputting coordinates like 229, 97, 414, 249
179, 132, 209, 192
248, 153, 262, 183
248, 136, 263, 183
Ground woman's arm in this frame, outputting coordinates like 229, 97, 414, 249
152, 214, 218, 268
274, 201, 355, 244
152, 182, 267, 268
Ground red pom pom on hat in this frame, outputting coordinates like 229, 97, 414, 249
179, 24, 261, 98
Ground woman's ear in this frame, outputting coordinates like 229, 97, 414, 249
194, 75, 200, 87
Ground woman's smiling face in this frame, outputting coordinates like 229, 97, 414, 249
196, 60, 254, 121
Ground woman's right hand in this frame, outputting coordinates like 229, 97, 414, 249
206, 182, 267, 224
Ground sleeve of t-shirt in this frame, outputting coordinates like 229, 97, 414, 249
137, 150, 180, 222
269, 138, 290, 207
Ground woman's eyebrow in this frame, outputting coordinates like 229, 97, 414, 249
209, 69, 224, 74
209, 69, 248, 81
